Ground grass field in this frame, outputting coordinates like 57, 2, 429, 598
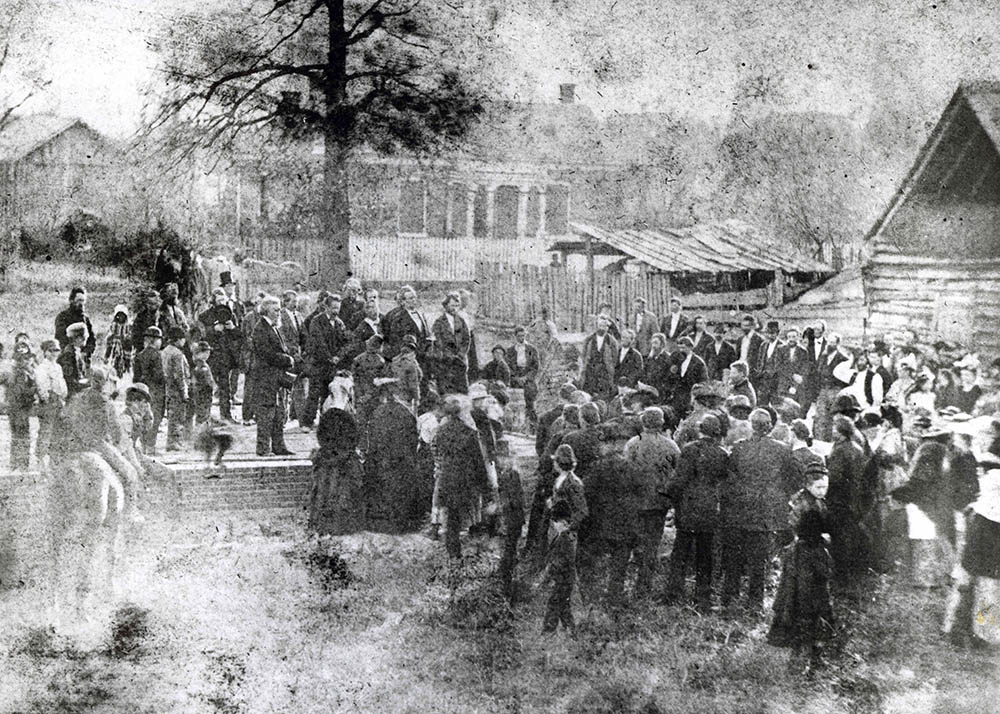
1, 512, 997, 714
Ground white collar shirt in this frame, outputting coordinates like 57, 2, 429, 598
681, 352, 693, 377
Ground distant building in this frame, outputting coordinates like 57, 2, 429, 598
863, 82, 1000, 354
0, 115, 123, 240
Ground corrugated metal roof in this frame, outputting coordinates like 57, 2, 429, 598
567, 221, 832, 274
0, 115, 86, 163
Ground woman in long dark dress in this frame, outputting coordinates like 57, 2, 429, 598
309, 372, 365, 535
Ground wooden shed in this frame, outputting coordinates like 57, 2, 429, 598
863, 82, 1000, 354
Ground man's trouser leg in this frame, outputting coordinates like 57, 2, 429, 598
445, 507, 462, 559
665, 529, 695, 602
543, 577, 574, 632
606, 536, 636, 607
635, 510, 666, 599
746, 530, 772, 611
212, 361, 233, 420
300, 372, 328, 428
243, 374, 257, 422
36, 401, 60, 461
9, 408, 30, 470
523, 380, 538, 424
694, 531, 715, 608
147, 389, 165, 453
272, 389, 289, 451
256, 400, 275, 454
721, 528, 747, 607
166, 396, 186, 449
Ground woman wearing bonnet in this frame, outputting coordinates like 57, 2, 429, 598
308, 371, 365, 535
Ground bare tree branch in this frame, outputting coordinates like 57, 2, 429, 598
195, 63, 326, 115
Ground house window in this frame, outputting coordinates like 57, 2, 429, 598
546, 185, 569, 235
450, 184, 469, 237
398, 179, 426, 235
426, 179, 449, 238
495, 185, 519, 240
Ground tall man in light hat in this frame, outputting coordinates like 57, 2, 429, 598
162, 326, 191, 451
58, 321, 91, 397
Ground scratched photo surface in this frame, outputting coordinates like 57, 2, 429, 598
1, 0, 999, 711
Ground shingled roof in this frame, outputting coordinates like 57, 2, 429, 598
565, 221, 832, 274
0, 115, 93, 163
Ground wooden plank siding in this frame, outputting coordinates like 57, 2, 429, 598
474, 262, 771, 331
864, 254, 1000, 354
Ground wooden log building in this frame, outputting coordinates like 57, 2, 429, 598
864, 82, 1000, 355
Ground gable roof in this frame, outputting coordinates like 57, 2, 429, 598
565, 221, 832, 274
865, 82, 1000, 250
0, 115, 94, 163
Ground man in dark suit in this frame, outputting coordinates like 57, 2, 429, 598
580, 314, 619, 401
506, 325, 540, 424
690, 315, 714, 363
614, 328, 645, 389
383, 285, 430, 366
668, 336, 708, 418
251, 295, 295, 456
220, 272, 245, 403
597, 302, 622, 341
54, 286, 96, 363
431, 291, 471, 394
755, 320, 785, 408
339, 277, 366, 332
704, 322, 737, 382
629, 298, 659, 356
779, 327, 808, 403
813, 333, 850, 441
736, 314, 764, 385
301, 293, 349, 429
660, 296, 690, 348
279, 289, 307, 424
801, 322, 828, 412
346, 300, 382, 366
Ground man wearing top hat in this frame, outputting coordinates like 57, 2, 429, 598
755, 320, 786, 408
133, 325, 167, 453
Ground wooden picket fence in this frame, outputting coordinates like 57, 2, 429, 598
475, 262, 772, 332
245, 235, 552, 282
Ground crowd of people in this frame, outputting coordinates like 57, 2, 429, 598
3, 278, 1000, 668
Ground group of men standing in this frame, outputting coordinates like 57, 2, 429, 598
579, 296, 845, 426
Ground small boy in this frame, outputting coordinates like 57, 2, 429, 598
191, 340, 216, 425
34, 339, 67, 465
548, 444, 588, 531
542, 499, 578, 635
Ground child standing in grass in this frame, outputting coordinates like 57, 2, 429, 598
768, 462, 835, 673
542, 499, 577, 635
191, 341, 216, 426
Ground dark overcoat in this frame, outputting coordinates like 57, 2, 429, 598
433, 418, 489, 516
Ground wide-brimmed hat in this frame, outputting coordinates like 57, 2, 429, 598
468, 382, 490, 400
66, 322, 88, 338
699, 413, 722, 437
144, 325, 163, 339
126, 383, 151, 401
692, 381, 725, 401
193, 341, 212, 353
401, 334, 418, 349
726, 394, 753, 414
832, 393, 862, 415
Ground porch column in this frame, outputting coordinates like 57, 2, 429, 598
444, 183, 454, 236
536, 187, 547, 237
485, 185, 496, 239
466, 185, 476, 239
516, 185, 530, 239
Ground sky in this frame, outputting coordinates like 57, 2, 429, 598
9, 0, 1000, 138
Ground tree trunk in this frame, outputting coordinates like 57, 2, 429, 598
322, 0, 352, 289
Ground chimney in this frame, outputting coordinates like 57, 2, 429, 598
559, 83, 576, 104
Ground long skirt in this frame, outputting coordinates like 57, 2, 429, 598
308, 452, 365, 536
768, 541, 835, 648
